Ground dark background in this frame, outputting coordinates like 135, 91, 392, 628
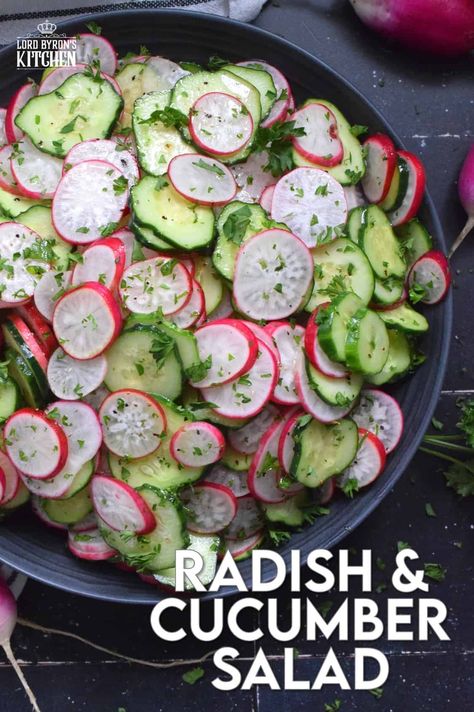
0, 0, 473, 709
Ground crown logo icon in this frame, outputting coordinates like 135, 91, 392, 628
37, 21, 57, 35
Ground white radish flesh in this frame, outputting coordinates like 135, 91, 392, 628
170, 279, 205, 329
10, 138, 62, 199
292, 103, 343, 166
205, 463, 249, 498
182, 482, 237, 534
45, 401, 102, 472
168, 154, 236, 206
68, 527, 116, 560
361, 133, 397, 204
34, 270, 72, 322
71, 238, 126, 290
238, 60, 290, 128
248, 420, 287, 504
295, 354, 353, 423
408, 250, 451, 304
191, 319, 258, 387
64, 139, 139, 187
259, 184, 275, 212
0, 222, 51, 305
119, 257, 191, 316
0, 145, 20, 195
4, 409, 68, 479
190, 92, 253, 155
75, 34, 117, 75
47, 347, 107, 400
0, 452, 20, 505
338, 428, 386, 488
91, 475, 156, 534
224, 494, 264, 539
227, 404, 280, 454
351, 388, 404, 454
170, 422, 225, 467
0, 108, 6, 146
268, 322, 305, 405
231, 150, 275, 203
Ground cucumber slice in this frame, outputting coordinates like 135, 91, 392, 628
263, 489, 311, 527
293, 99, 365, 186
221, 446, 253, 472
0, 186, 44, 218
345, 307, 390, 375
378, 303, 429, 333
213, 202, 272, 282
306, 359, 363, 406
224, 64, 276, 118
153, 532, 219, 590
291, 416, 358, 487
109, 395, 203, 490
100, 485, 189, 572
104, 324, 182, 399
317, 291, 365, 362
170, 70, 261, 159
116, 62, 170, 128
17, 205, 73, 271
366, 329, 412, 385
5, 348, 43, 408
131, 220, 175, 252
346, 206, 365, 243
0, 378, 21, 423
395, 218, 433, 269
16, 73, 123, 157
194, 255, 224, 314
360, 204, 406, 279
306, 237, 374, 310
59, 459, 95, 499
41, 486, 92, 525
371, 277, 405, 306
181, 385, 249, 429
379, 158, 405, 211
133, 90, 196, 176
131, 176, 215, 251
153, 320, 200, 372
2, 321, 49, 400
0, 481, 30, 513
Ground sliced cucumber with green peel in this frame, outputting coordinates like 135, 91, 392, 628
379, 160, 402, 211
395, 218, 433, 269
100, 485, 188, 572
133, 90, 196, 176
194, 255, 224, 314
378, 303, 429, 333
42, 486, 92, 525
360, 204, 406, 279
17, 205, 73, 271
346, 206, 365, 243
345, 307, 390, 375
116, 62, 172, 128
2, 321, 49, 400
372, 277, 405, 306
0, 378, 21, 423
306, 237, 374, 310
58, 460, 94, 499
306, 359, 363, 406
317, 291, 365, 363
154, 532, 219, 590
181, 386, 249, 429
131, 220, 175, 252
131, 175, 215, 251
290, 416, 358, 487
366, 329, 412, 385
5, 348, 44, 408
105, 324, 182, 399
16, 73, 123, 157
263, 490, 311, 527
221, 446, 252, 472
0, 186, 45, 218
224, 64, 276, 118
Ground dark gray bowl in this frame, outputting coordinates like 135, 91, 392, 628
0, 10, 452, 603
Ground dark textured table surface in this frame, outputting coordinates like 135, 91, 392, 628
1, 1, 473, 710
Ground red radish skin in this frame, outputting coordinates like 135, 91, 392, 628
71, 237, 126, 291
170, 422, 225, 467
318, 478, 335, 505
259, 184, 275, 212
361, 134, 397, 204
237, 60, 291, 128
68, 527, 116, 561
338, 427, 386, 488
5, 82, 36, 143
408, 250, 451, 304
388, 151, 426, 227
17, 303, 58, 356
292, 103, 343, 167
205, 463, 250, 498
248, 420, 287, 504
305, 305, 348, 377
7, 314, 49, 369
222, 530, 265, 559
0, 468, 5, 503
91, 475, 157, 534
349, 0, 474, 57
371, 287, 408, 311
170, 279, 205, 329
278, 410, 306, 474
10, 139, 63, 200
450, 143, 474, 256
189, 92, 253, 156
4, 409, 69, 480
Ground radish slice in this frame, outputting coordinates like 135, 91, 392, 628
10, 138, 62, 199
338, 428, 386, 488
34, 270, 72, 322
295, 354, 353, 423
305, 305, 348, 377
259, 184, 275, 212
111, 227, 135, 267
91, 474, 156, 534
38, 64, 121, 96
238, 60, 290, 128
5, 82, 36, 143
120, 257, 191, 316
52, 160, 128, 244
343, 184, 366, 210
170, 422, 225, 467
47, 347, 107, 400
351, 388, 404, 454
361, 134, 397, 204
0, 145, 21, 195
292, 103, 343, 167
248, 420, 287, 504
0, 452, 20, 505
407, 250, 451, 305
17, 302, 58, 356
278, 409, 305, 474
189, 92, 253, 156
271, 167, 347, 248
71, 512, 98, 532
205, 463, 250, 498
0, 222, 51, 305
170, 279, 205, 329
182, 482, 237, 534
8, 313, 49, 369
71, 237, 126, 290
0, 108, 7, 146
45, 401, 102, 472
4, 409, 68, 479
146, 56, 189, 87
388, 151, 426, 226
68, 527, 115, 561
206, 287, 232, 322
0, 468, 6, 503
99, 389, 166, 459
224, 529, 264, 558
231, 150, 275, 203
243, 321, 280, 365
75, 33, 117, 75
268, 322, 305, 405
64, 139, 139, 187
191, 319, 259, 388
201, 342, 278, 420
31, 497, 68, 530
228, 404, 280, 454
225, 494, 265, 539
233, 228, 314, 320
168, 154, 236, 206
318, 478, 335, 505
52, 282, 122, 360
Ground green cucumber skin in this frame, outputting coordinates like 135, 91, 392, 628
345, 307, 390, 375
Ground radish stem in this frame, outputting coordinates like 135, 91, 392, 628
449, 216, 474, 257
17, 618, 216, 669
422, 437, 474, 454
1, 641, 41, 712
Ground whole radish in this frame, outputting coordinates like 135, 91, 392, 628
349, 0, 474, 56
450, 144, 474, 257
0, 578, 41, 711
